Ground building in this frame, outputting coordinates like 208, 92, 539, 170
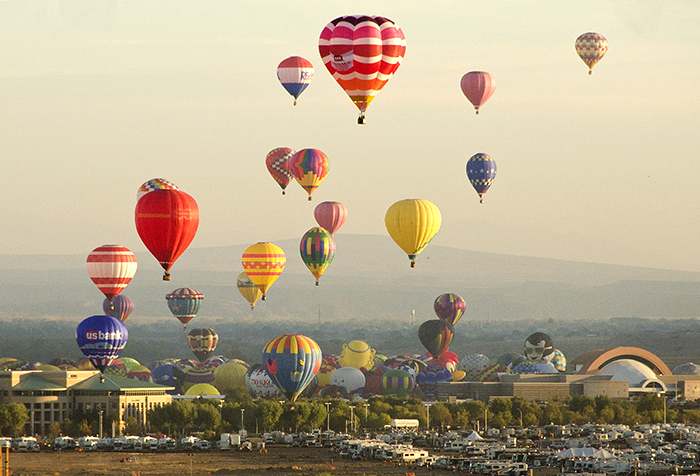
0, 370, 173, 436
438, 346, 700, 403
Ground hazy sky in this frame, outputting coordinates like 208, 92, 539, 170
1, 1, 698, 272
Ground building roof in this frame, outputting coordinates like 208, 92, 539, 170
71, 373, 174, 391
573, 347, 671, 376
12, 374, 67, 391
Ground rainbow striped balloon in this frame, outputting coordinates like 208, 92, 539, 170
433, 293, 466, 326
290, 149, 329, 200
262, 334, 322, 403
319, 15, 406, 124
242, 242, 286, 300
300, 227, 335, 285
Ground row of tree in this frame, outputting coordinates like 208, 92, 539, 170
3, 394, 699, 439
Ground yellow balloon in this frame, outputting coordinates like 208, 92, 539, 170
241, 242, 286, 300
236, 271, 263, 310
185, 383, 221, 396
385, 199, 441, 267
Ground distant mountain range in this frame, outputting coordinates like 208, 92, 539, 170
1, 234, 700, 324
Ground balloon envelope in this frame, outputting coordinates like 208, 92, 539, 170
76, 315, 128, 373
314, 201, 347, 236
277, 56, 314, 105
86, 245, 137, 301
262, 334, 322, 403
466, 153, 497, 203
382, 368, 415, 398
265, 148, 295, 194
187, 328, 218, 361
137, 178, 179, 201
290, 149, 329, 200
245, 363, 281, 398
433, 293, 466, 326
135, 189, 199, 280
385, 199, 442, 267
319, 15, 406, 124
300, 227, 335, 285
575, 32, 608, 74
103, 295, 134, 322
460, 71, 496, 114
242, 242, 286, 300
236, 271, 263, 309
166, 288, 204, 330
418, 320, 454, 358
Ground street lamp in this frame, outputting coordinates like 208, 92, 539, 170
657, 392, 667, 425
240, 408, 245, 430
349, 406, 355, 433
517, 408, 523, 428
424, 402, 433, 431
363, 403, 370, 427
98, 411, 103, 439
324, 402, 331, 431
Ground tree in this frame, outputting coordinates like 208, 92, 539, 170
429, 403, 452, 430
193, 402, 221, 432
541, 402, 563, 425
0, 403, 29, 437
124, 417, 142, 436
253, 400, 283, 433
74, 420, 92, 437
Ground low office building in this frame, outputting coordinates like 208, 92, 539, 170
0, 370, 173, 436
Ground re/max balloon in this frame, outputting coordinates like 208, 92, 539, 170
102, 295, 134, 322
418, 319, 454, 358
300, 227, 335, 285
466, 153, 497, 204
262, 334, 322, 404
319, 15, 406, 124
241, 242, 286, 300
265, 148, 295, 195
76, 315, 128, 374
575, 32, 608, 75
166, 288, 204, 331
187, 328, 218, 361
86, 245, 137, 302
314, 201, 347, 236
277, 56, 314, 106
236, 271, 263, 310
460, 71, 496, 115
385, 199, 442, 267
433, 293, 466, 326
290, 149, 329, 201
135, 189, 199, 281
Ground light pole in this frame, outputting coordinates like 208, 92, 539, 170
98, 411, 103, 439
324, 402, 331, 431
657, 393, 667, 424
517, 408, 523, 428
363, 403, 370, 428
240, 408, 245, 430
349, 406, 355, 433
424, 402, 433, 431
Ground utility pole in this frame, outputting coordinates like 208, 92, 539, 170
349, 406, 355, 433
324, 402, 331, 431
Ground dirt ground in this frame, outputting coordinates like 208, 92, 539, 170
2, 445, 434, 476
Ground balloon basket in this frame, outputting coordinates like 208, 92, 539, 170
282, 191, 286, 195
315, 280, 319, 286
358, 116, 366, 125
308, 196, 312, 201
589, 70, 592, 75
163, 272, 171, 281
262, 295, 267, 301
100, 375, 105, 383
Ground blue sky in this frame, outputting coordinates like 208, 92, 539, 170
0, 1, 698, 272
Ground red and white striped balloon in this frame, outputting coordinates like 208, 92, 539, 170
319, 15, 406, 124
86, 245, 138, 301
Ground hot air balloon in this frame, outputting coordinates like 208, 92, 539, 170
466, 153, 497, 204
277, 56, 314, 106
434, 293, 466, 326
575, 32, 608, 74
385, 199, 442, 267
135, 189, 199, 280
241, 242, 286, 300
319, 15, 406, 124
290, 148, 329, 201
265, 148, 295, 195
86, 245, 138, 303
382, 368, 415, 398
262, 334, 322, 404
314, 201, 347, 236
300, 227, 335, 285
245, 363, 281, 398
76, 315, 128, 378
166, 288, 204, 331
460, 71, 496, 115
236, 271, 263, 310
137, 178, 179, 201
187, 327, 218, 361
418, 320, 454, 358
102, 295, 134, 322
